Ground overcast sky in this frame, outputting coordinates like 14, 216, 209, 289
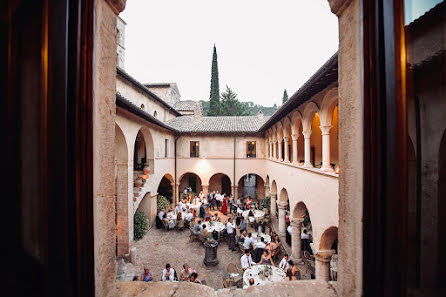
120, 0, 338, 107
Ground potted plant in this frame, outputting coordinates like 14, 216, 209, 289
143, 163, 150, 175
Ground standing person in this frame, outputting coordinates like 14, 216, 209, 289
210, 191, 216, 210
199, 204, 205, 218
222, 194, 228, 215
226, 218, 236, 251
215, 191, 221, 210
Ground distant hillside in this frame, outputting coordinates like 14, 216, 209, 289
199, 100, 278, 116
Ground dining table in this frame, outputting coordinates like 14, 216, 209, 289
243, 264, 286, 287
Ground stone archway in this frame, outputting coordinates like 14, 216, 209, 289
179, 172, 203, 196
157, 173, 174, 203
289, 201, 312, 262
316, 226, 338, 281
133, 127, 154, 173
208, 173, 232, 196
115, 124, 130, 257
237, 174, 265, 200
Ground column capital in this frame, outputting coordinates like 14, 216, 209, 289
270, 193, 277, 199
292, 134, 300, 141
106, 0, 127, 15
283, 136, 289, 141
319, 125, 333, 135
315, 249, 336, 262
290, 218, 304, 227
303, 130, 312, 139
278, 201, 288, 209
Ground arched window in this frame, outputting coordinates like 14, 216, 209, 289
140, 104, 145, 110
153, 111, 158, 118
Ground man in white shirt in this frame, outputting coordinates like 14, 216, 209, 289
162, 264, 175, 281
279, 254, 290, 271
301, 229, 310, 240
185, 210, 194, 222
158, 209, 165, 221
243, 233, 255, 250
240, 250, 255, 269
175, 203, 182, 213
226, 218, 236, 251
254, 237, 266, 250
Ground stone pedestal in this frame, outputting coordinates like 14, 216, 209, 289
203, 239, 219, 266
130, 247, 137, 264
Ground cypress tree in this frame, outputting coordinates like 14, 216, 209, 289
282, 89, 289, 104
209, 45, 220, 116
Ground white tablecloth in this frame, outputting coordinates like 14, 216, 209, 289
251, 232, 271, 244
203, 221, 225, 232
186, 202, 201, 211
167, 211, 187, 221
242, 209, 265, 220
243, 265, 286, 287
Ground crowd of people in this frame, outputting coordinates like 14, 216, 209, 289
134, 263, 202, 284
149, 187, 310, 288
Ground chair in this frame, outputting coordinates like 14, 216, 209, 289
222, 276, 236, 288
189, 229, 199, 242
177, 219, 185, 231
226, 263, 239, 275
238, 241, 245, 252
163, 218, 169, 231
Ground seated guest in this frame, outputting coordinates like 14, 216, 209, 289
158, 209, 165, 221
210, 213, 217, 221
286, 224, 292, 246
189, 272, 201, 284
175, 203, 182, 213
289, 261, 301, 280
185, 210, 194, 222
254, 237, 266, 250
238, 230, 247, 243
243, 278, 255, 288
259, 250, 275, 266
192, 220, 202, 235
243, 233, 255, 250
204, 212, 211, 221
238, 217, 247, 233
266, 236, 280, 258
285, 269, 294, 281
141, 266, 152, 282
162, 264, 175, 281
240, 250, 255, 269
202, 224, 208, 237
279, 254, 290, 271
168, 217, 176, 229
156, 212, 164, 229
180, 264, 195, 281
237, 198, 242, 209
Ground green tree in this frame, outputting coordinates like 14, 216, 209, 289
208, 45, 220, 116
282, 89, 289, 104
219, 86, 248, 116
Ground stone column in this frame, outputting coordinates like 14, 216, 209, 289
315, 249, 335, 281
270, 194, 277, 219
278, 201, 288, 237
202, 184, 209, 196
175, 183, 180, 203
291, 218, 304, 263
320, 125, 334, 172
283, 136, 290, 162
278, 139, 283, 161
272, 141, 277, 160
232, 186, 238, 198
292, 134, 299, 164
303, 130, 313, 167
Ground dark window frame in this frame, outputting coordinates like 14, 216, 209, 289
190, 141, 199, 158
246, 141, 256, 158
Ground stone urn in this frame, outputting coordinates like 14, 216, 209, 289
203, 239, 219, 266
143, 164, 150, 175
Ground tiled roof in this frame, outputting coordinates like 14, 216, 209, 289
173, 100, 203, 116
167, 115, 270, 133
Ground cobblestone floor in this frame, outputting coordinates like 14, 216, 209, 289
131, 210, 312, 290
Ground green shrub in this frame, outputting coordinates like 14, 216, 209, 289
259, 196, 271, 211
157, 195, 170, 213
134, 210, 148, 241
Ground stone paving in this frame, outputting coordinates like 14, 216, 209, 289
128, 211, 312, 290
